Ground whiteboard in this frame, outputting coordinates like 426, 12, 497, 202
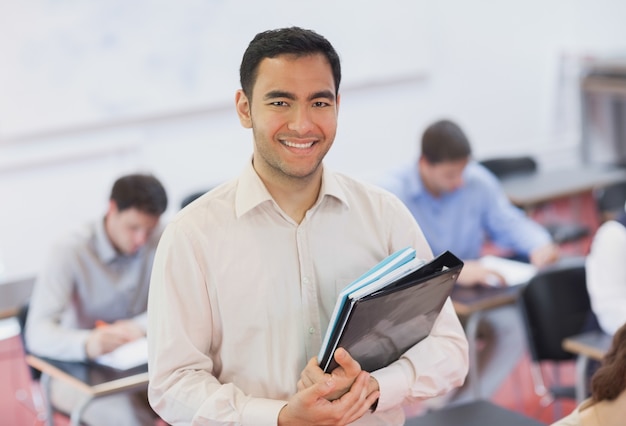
0, 0, 430, 138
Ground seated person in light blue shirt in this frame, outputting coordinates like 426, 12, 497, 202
380, 119, 559, 287
381, 119, 561, 404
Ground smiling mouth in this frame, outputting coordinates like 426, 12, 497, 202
282, 140, 315, 149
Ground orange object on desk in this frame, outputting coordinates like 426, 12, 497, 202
95, 320, 109, 328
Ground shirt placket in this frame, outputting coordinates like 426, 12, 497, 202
295, 218, 323, 361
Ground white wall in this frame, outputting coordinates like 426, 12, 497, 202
1, 0, 626, 280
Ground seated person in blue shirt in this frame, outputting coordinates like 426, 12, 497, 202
25, 173, 168, 426
380, 119, 559, 287
380, 119, 561, 404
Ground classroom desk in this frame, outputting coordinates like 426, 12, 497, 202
451, 283, 523, 400
562, 330, 613, 403
26, 354, 149, 426
406, 399, 544, 426
500, 164, 626, 208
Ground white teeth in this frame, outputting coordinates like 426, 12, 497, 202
283, 140, 314, 148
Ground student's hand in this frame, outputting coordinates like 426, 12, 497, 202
110, 319, 145, 340
85, 320, 144, 359
457, 260, 506, 287
279, 370, 379, 426
529, 243, 559, 267
298, 348, 376, 401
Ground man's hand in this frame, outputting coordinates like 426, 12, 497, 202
298, 348, 366, 400
85, 320, 144, 359
279, 370, 379, 426
457, 260, 506, 287
529, 243, 559, 268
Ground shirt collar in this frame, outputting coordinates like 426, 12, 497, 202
235, 160, 349, 218
408, 163, 429, 199
320, 165, 349, 207
94, 216, 118, 263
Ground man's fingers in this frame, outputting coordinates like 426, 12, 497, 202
333, 372, 378, 423
333, 347, 361, 376
299, 356, 327, 390
307, 378, 336, 400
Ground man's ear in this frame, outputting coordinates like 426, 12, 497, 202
235, 90, 252, 129
107, 200, 120, 216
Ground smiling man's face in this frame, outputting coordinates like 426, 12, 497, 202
236, 53, 339, 185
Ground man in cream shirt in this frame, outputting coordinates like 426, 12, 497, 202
148, 27, 468, 425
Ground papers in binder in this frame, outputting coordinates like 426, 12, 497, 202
317, 247, 418, 363
94, 337, 148, 370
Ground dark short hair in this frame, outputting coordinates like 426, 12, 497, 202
239, 26, 341, 99
421, 119, 472, 164
110, 174, 168, 216
590, 322, 626, 402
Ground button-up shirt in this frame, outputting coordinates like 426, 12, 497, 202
148, 162, 468, 425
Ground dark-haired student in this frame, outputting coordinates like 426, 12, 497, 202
380, 119, 559, 287
147, 27, 468, 425
26, 173, 168, 426
379, 119, 560, 403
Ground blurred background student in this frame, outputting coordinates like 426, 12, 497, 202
380, 119, 559, 286
380, 119, 560, 404
25, 173, 168, 426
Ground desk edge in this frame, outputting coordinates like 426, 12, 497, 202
26, 354, 94, 395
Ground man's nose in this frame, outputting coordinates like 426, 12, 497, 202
451, 176, 464, 190
134, 230, 149, 247
287, 106, 314, 134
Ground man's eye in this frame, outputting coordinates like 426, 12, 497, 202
313, 101, 329, 107
271, 101, 288, 106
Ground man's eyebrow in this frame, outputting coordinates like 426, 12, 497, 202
309, 90, 335, 102
262, 90, 336, 102
263, 90, 295, 101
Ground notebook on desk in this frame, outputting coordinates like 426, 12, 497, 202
480, 255, 537, 287
94, 337, 148, 370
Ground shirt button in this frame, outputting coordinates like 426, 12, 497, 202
309, 327, 315, 334
302, 277, 309, 284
